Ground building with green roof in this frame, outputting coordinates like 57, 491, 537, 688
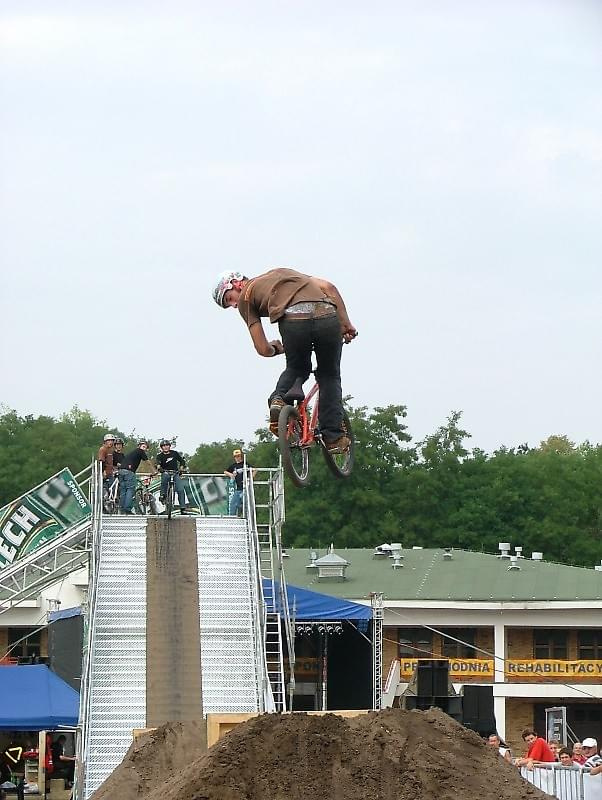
282, 543, 602, 753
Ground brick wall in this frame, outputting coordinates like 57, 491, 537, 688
505, 698, 534, 755
507, 627, 533, 659
476, 627, 493, 653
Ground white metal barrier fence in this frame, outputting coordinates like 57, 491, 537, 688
520, 766, 602, 800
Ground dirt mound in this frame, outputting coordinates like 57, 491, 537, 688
91, 709, 548, 800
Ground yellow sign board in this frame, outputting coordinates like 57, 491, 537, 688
398, 658, 494, 680
505, 659, 602, 678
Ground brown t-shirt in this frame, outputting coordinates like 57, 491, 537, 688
97, 444, 114, 477
237, 268, 333, 327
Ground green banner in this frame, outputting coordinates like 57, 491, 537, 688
0, 468, 91, 568
138, 474, 230, 515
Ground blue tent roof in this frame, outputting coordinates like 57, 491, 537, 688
264, 579, 372, 621
0, 665, 79, 730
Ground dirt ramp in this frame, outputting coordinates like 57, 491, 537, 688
92, 709, 550, 800
89, 720, 207, 800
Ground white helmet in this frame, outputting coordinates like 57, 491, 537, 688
212, 270, 245, 308
103, 433, 116, 442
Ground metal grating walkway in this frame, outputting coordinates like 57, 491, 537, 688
83, 517, 147, 799
196, 516, 262, 712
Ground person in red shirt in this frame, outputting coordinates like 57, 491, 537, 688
515, 728, 555, 768
572, 741, 587, 765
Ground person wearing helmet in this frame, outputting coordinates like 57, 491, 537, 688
118, 440, 150, 514
155, 439, 188, 514
97, 434, 116, 480
112, 437, 125, 469
212, 268, 357, 452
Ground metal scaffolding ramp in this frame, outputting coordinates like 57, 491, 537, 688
77, 463, 292, 799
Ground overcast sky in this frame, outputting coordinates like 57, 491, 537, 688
1, 1, 601, 456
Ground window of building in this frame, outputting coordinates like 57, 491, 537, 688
533, 629, 567, 659
578, 630, 602, 660
8, 627, 41, 660
441, 628, 476, 658
398, 628, 433, 658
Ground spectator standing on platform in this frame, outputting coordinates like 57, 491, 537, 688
118, 440, 150, 515
112, 437, 125, 469
582, 738, 602, 775
97, 433, 116, 480
516, 728, 555, 768
558, 748, 574, 766
224, 449, 256, 516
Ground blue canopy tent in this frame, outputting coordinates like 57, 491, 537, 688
263, 580, 373, 709
0, 665, 79, 730
263, 579, 372, 635
263, 579, 371, 623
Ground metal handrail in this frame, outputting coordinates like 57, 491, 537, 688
243, 463, 274, 711
74, 460, 103, 800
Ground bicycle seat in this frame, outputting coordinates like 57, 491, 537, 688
283, 377, 305, 405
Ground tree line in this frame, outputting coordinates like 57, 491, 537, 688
1, 404, 601, 568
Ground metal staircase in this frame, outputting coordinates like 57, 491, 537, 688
79, 516, 148, 799
195, 515, 266, 712
245, 464, 294, 711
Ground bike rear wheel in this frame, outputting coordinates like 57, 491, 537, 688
165, 482, 174, 519
278, 405, 310, 488
321, 411, 355, 479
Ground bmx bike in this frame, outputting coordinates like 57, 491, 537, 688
135, 475, 158, 515
277, 375, 355, 488
161, 469, 186, 519
102, 476, 119, 514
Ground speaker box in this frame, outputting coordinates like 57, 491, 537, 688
461, 685, 496, 735
416, 659, 449, 698
404, 694, 462, 724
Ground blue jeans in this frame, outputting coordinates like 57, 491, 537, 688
229, 488, 243, 516
118, 469, 137, 512
160, 472, 186, 508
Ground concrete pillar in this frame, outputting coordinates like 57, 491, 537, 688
494, 620, 506, 737
145, 517, 203, 727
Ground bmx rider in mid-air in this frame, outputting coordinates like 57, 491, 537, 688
212, 267, 357, 452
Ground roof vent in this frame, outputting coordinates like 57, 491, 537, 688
507, 555, 521, 571
515, 546, 523, 558
306, 550, 319, 570
498, 542, 511, 559
392, 553, 404, 569
595, 565, 602, 572
532, 551, 543, 561
314, 547, 349, 580
373, 543, 392, 558
443, 548, 453, 561
412, 546, 423, 550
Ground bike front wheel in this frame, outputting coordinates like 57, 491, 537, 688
278, 405, 310, 488
165, 483, 174, 519
321, 411, 355, 479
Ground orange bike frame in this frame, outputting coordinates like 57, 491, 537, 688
297, 380, 321, 446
